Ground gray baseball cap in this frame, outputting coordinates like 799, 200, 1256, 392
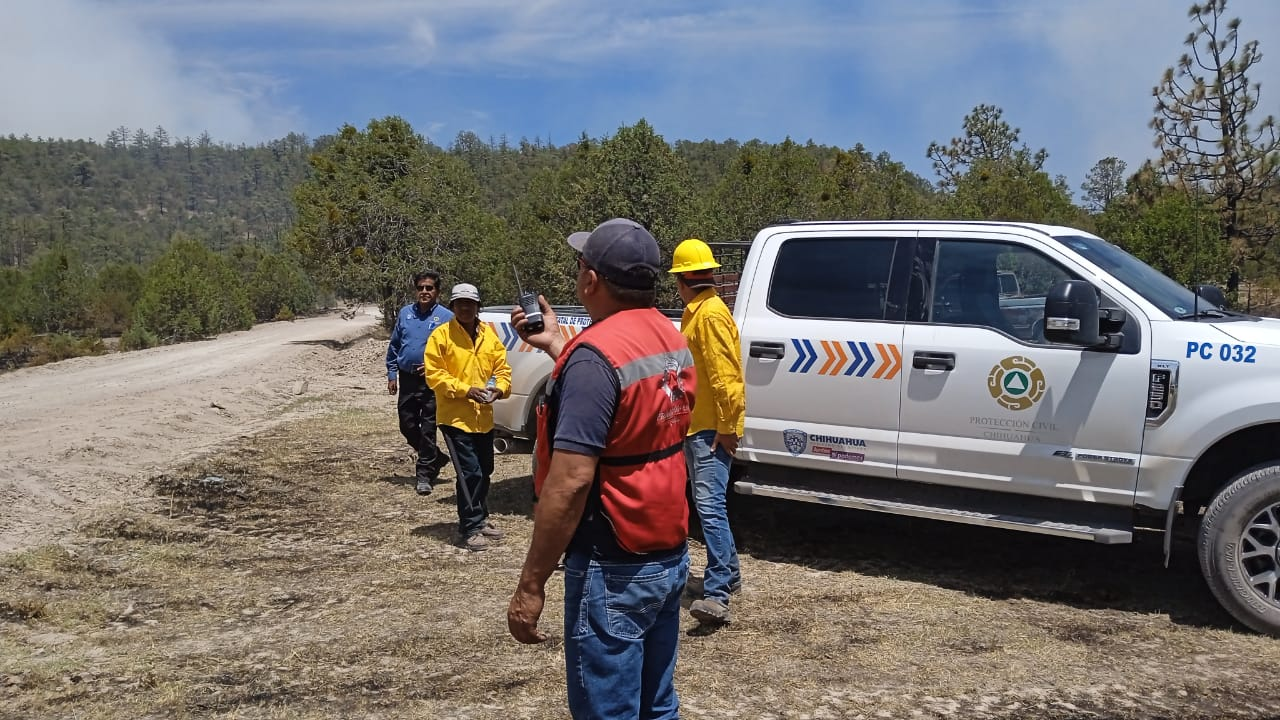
567, 218, 661, 290
448, 282, 480, 306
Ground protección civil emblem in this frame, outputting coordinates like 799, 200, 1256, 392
782, 429, 809, 456
987, 356, 1046, 411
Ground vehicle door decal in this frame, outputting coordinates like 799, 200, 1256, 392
846, 341, 875, 377
986, 355, 1047, 411
786, 338, 901, 380
789, 339, 819, 373
818, 340, 847, 375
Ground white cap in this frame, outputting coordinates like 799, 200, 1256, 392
449, 283, 480, 306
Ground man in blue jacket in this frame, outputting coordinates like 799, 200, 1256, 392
386, 270, 454, 495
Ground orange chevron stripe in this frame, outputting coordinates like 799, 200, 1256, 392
873, 343, 891, 379
829, 339, 848, 375
818, 340, 839, 375
883, 344, 902, 380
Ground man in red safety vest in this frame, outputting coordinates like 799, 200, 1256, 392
507, 218, 696, 719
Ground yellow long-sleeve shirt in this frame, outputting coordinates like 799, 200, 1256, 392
423, 319, 512, 433
681, 289, 746, 436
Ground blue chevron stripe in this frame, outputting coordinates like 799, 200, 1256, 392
799, 339, 818, 373
854, 341, 874, 377
788, 338, 808, 373
844, 341, 862, 376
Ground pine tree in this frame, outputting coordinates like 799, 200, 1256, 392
1152, 0, 1280, 270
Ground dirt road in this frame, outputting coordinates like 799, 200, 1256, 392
0, 308, 383, 554
2, 316, 1280, 718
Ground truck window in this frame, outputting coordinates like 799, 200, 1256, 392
931, 240, 1075, 341
767, 238, 897, 320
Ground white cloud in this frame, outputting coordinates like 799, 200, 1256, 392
406, 18, 439, 66
773, 0, 1280, 187
0, 0, 300, 142
7, 0, 1279, 190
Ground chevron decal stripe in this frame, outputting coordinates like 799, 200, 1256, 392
883, 343, 902, 380
784, 338, 901, 380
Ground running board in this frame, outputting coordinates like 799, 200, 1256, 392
734, 481, 1133, 544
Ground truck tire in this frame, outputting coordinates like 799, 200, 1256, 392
1198, 463, 1280, 636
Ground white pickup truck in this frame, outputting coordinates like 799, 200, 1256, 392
483, 220, 1280, 636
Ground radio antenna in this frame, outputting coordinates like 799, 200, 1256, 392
513, 264, 527, 294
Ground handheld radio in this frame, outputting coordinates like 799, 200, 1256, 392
513, 265, 544, 334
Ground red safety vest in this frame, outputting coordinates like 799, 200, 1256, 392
534, 308, 696, 554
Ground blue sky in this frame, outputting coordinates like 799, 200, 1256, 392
5, 0, 1280, 199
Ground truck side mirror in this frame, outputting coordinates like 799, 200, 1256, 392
1044, 280, 1100, 346
1194, 284, 1228, 309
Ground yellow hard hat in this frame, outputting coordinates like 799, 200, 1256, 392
669, 238, 721, 274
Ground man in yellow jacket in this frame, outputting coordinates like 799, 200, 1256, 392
424, 283, 513, 551
669, 239, 746, 626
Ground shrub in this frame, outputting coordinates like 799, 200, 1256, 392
21, 246, 94, 334
0, 326, 36, 371
92, 263, 145, 336
247, 252, 316, 322
131, 237, 253, 343
29, 333, 105, 366
119, 324, 160, 351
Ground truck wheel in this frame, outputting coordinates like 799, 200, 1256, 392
1198, 463, 1280, 635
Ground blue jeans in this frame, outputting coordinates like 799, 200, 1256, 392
687, 430, 741, 603
563, 547, 689, 720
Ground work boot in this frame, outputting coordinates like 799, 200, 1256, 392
480, 522, 504, 540
684, 575, 743, 599
689, 598, 731, 626
461, 533, 490, 552
414, 477, 433, 496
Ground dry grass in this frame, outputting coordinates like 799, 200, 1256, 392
3, 406, 1280, 719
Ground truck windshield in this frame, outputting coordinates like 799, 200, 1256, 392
1053, 234, 1224, 319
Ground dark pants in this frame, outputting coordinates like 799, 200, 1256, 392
440, 425, 494, 538
397, 372, 443, 481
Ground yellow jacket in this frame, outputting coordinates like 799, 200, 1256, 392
424, 319, 512, 433
681, 289, 746, 436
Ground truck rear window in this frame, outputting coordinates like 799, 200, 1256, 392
768, 238, 897, 320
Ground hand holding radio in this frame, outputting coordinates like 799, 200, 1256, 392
517, 291, 544, 335
512, 265, 544, 334
512, 294, 556, 341
511, 264, 562, 352
510, 292, 565, 360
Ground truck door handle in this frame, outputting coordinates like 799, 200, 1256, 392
913, 351, 956, 371
749, 341, 786, 360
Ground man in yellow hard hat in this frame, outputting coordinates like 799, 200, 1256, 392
670, 238, 746, 626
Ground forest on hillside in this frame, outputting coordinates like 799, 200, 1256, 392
0, 1, 1277, 371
